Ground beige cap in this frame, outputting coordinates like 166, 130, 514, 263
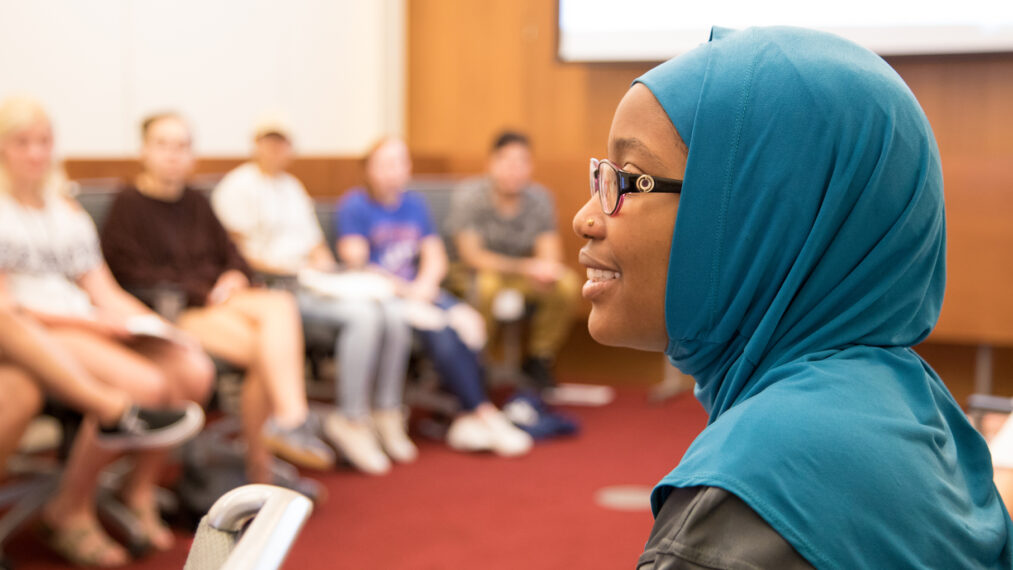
253, 114, 292, 141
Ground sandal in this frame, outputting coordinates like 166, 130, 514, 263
37, 518, 130, 567
128, 504, 175, 552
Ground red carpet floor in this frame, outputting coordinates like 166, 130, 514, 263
8, 389, 707, 569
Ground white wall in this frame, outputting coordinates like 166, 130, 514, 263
0, 0, 404, 157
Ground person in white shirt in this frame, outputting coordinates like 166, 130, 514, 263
0, 97, 210, 565
212, 120, 414, 476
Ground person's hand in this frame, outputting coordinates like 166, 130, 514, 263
167, 326, 202, 349
88, 314, 132, 340
405, 280, 440, 303
207, 270, 249, 306
523, 259, 563, 288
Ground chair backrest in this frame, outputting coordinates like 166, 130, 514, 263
74, 178, 223, 233
183, 484, 312, 570
75, 176, 463, 262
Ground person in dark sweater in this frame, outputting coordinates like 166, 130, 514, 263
101, 112, 334, 482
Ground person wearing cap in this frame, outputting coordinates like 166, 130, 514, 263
101, 112, 337, 483
210, 119, 417, 476
212, 119, 336, 276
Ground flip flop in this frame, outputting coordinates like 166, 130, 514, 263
127, 504, 175, 553
36, 519, 130, 567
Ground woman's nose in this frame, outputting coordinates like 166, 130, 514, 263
572, 197, 604, 240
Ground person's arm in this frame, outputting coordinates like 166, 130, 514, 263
524, 189, 567, 283
456, 230, 560, 285
0, 273, 115, 335
242, 255, 302, 277
204, 192, 253, 304
336, 234, 370, 268
533, 232, 564, 263
206, 269, 250, 306
528, 232, 568, 284
77, 263, 156, 319
406, 235, 447, 302
307, 242, 338, 271
455, 230, 530, 275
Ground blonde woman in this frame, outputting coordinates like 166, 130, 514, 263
0, 97, 211, 566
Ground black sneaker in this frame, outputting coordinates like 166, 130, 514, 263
97, 402, 205, 451
522, 356, 557, 390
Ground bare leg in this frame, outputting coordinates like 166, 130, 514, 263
0, 364, 44, 476
116, 338, 214, 551
241, 369, 273, 483
132, 337, 215, 407
178, 292, 332, 470
0, 309, 128, 424
177, 304, 272, 480
40, 330, 175, 565
222, 289, 309, 427
47, 329, 171, 407
40, 419, 130, 566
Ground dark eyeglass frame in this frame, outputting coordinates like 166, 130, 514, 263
589, 158, 682, 216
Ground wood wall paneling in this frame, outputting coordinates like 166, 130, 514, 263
406, 0, 1013, 392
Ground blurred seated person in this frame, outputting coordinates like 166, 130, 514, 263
211, 119, 414, 476
447, 131, 580, 390
336, 137, 532, 457
0, 97, 209, 565
100, 112, 334, 483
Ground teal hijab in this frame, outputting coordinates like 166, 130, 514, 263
637, 27, 1012, 568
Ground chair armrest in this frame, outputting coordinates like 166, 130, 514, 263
185, 484, 312, 570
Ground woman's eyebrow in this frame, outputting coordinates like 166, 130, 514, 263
612, 137, 664, 165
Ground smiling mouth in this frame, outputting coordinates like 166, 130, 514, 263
586, 267, 622, 282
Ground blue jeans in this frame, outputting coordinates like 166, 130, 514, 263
415, 292, 488, 411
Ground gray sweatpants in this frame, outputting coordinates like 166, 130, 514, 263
298, 290, 411, 420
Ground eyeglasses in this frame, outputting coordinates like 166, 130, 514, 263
589, 158, 682, 216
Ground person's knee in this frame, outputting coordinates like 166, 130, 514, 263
1, 368, 44, 421
422, 328, 457, 360
176, 348, 215, 404
475, 270, 505, 304
241, 288, 300, 323
379, 304, 412, 348
266, 289, 300, 314
126, 365, 171, 407
337, 302, 384, 337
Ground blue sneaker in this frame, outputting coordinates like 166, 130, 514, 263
502, 390, 579, 440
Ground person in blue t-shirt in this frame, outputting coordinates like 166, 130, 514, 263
335, 137, 532, 457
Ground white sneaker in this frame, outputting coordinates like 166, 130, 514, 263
481, 410, 533, 457
447, 414, 493, 452
323, 413, 391, 475
372, 408, 418, 463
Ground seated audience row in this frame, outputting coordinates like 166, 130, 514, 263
0, 95, 579, 565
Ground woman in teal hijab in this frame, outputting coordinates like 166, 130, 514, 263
574, 26, 1012, 568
